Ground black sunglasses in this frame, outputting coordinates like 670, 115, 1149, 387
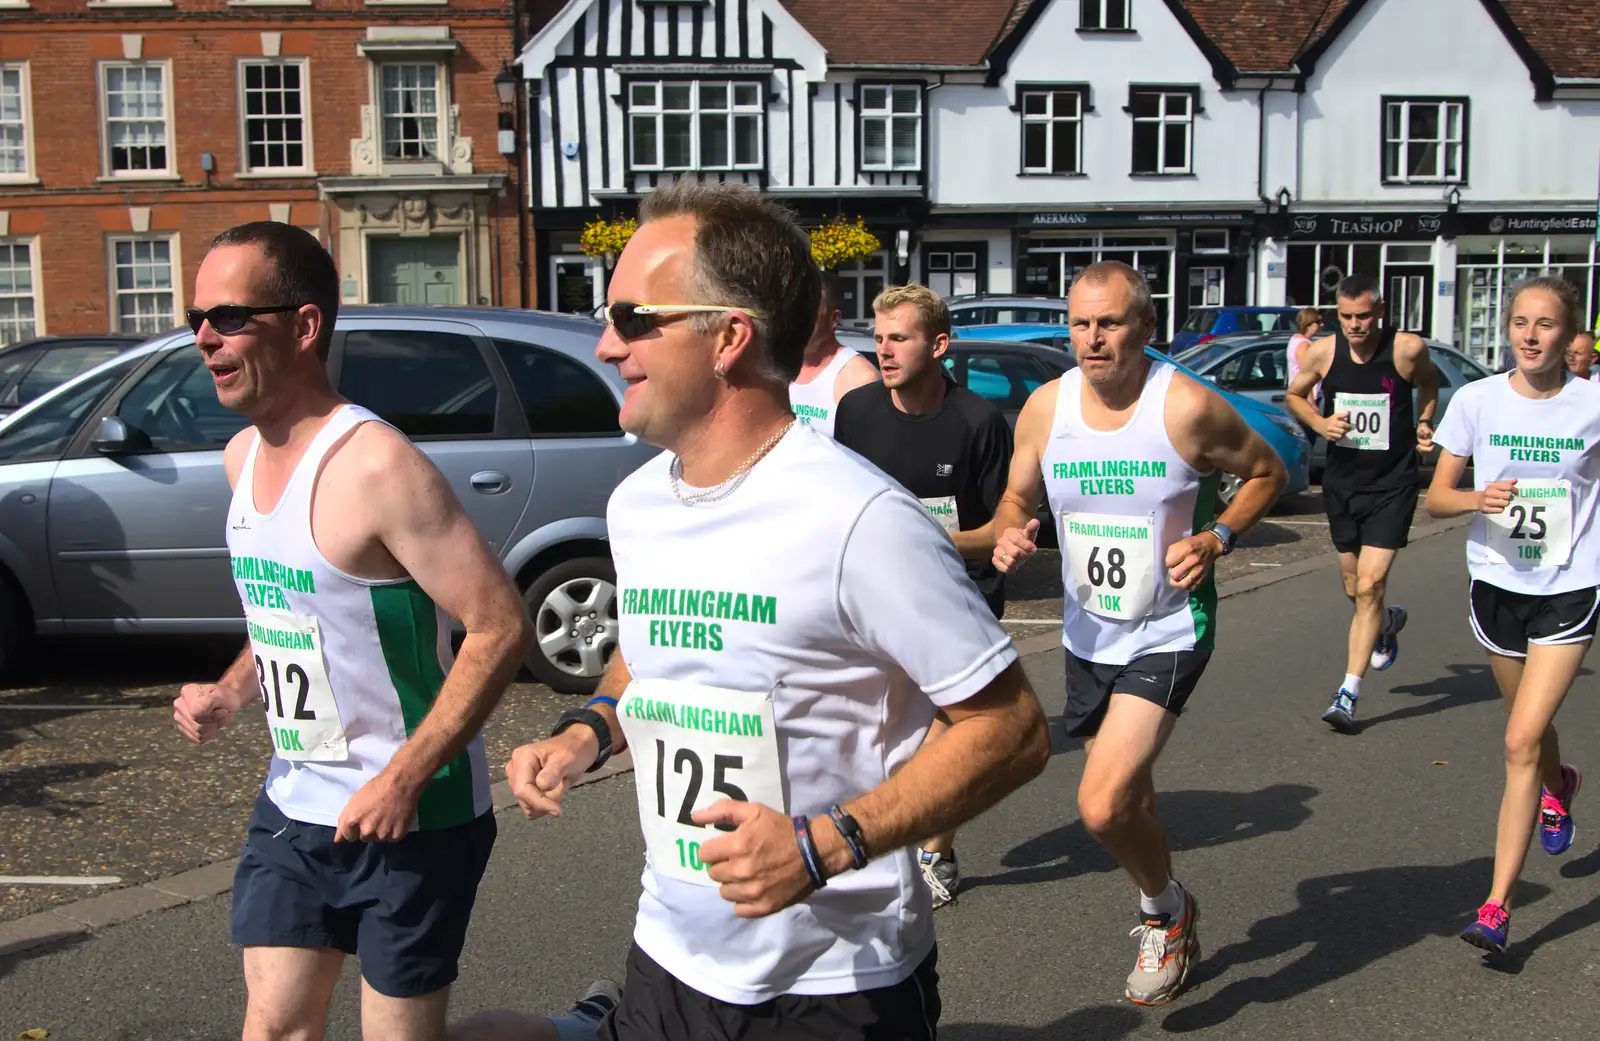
186, 304, 304, 335
594, 301, 765, 341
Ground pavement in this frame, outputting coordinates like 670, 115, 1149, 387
6, 515, 1600, 1039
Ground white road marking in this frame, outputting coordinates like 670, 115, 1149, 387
1005, 618, 1065, 625
1249, 562, 1284, 567
0, 876, 123, 885
0, 704, 143, 711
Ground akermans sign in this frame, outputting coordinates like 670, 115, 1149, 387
1024, 211, 1250, 228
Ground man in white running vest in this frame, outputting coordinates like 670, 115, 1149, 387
788, 274, 880, 437
489, 181, 1050, 1041
170, 223, 593, 1041
991, 262, 1286, 1006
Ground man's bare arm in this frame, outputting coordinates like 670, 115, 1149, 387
833, 353, 881, 399
1399, 334, 1440, 452
364, 431, 532, 797
1189, 383, 1288, 536
812, 662, 1050, 872
987, 380, 1055, 539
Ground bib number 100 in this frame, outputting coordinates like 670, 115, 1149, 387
654, 738, 748, 868
1349, 411, 1383, 434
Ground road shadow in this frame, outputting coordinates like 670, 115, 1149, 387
1235, 521, 1304, 549
942, 1004, 1142, 1041
0, 930, 90, 982
1355, 662, 1499, 732
965, 785, 1318, 892
0, 760, 125, 815
1559, 844, 1600, 879
1159, 857, 1551, 1032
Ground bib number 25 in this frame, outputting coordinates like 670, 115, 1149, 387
1506, 504, 1547, 542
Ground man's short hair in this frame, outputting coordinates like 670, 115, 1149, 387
1335, 273, 1382, 304
638, 181, 819, 384
1507, 274, 1583, 338
872, 283, 950, 340
210, 222, 339, 361
1069, 261, 1157, 327
819, 272, 845, 313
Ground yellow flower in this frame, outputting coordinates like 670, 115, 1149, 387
580, 217, 638, 258
810, 217, 882, 270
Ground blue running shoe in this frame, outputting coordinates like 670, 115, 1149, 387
1461, 901, 1509, 955
1321, 690, 1358, 733
1540, 765, 1582, 856
1370, 605, 1407, 671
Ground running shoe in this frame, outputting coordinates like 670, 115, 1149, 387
1369, 605, 1408, 671
919, 849, 959, 908
1540, 765, 1582, 856
1321, 690, 1358, 733
1461, 901, 1510, 955
1125, 884, 1200, 1006
569, 978, 621, 1024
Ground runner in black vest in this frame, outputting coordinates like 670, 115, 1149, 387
1285, 273, 1439, 733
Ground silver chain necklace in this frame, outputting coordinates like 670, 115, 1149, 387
669, 419, 796, 505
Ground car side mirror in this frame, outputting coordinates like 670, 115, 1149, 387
91, 416, 141, 454
1202, 374, 1218, 384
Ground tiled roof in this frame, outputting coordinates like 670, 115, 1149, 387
779, 0, 1019, 66
1499, 0, 1600, 79
1179, 0, 1352, 72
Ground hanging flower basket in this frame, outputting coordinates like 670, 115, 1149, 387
810, 216, 881, 271
579, 216, 638, 260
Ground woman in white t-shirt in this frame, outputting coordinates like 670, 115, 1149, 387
1425, 276, 1600, 957
1285, 307, 1323, 414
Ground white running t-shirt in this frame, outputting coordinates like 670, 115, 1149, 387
788, 348, 861, 439
607, 423, 1017, 1004
1432, 372, 1600, 595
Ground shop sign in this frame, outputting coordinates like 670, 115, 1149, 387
1457, 212, 1598, 236
1022, 210, 1250, 229
1288, 213, 1446, 239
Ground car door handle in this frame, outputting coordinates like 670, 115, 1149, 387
470, 471, 511, 494
1271, 394, 1286, 402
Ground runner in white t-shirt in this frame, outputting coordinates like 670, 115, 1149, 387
479, 182, 1050, 1041
1566, 331, 1595, 381
989, 262, 1287, 1006
787, 274, 880, 438
1426, 276, 1600, 957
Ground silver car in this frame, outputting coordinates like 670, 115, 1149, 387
0, 307, 655, 693
1176, 332, 1494, 476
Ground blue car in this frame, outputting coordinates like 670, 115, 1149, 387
1169, 306, 1301, 355
938, 327, 1310, 505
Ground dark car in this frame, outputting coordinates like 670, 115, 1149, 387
1169, 307, 1301, 355
0, 335, 145, 418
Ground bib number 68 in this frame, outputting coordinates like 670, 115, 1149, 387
1086, 546, 1128, 589
654, 740, 748, 833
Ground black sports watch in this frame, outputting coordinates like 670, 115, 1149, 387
1203, 521, 1238, 556
551, 707, 614, 773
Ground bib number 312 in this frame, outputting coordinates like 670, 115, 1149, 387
619, 678, 785, 886
245, 607, 348, 762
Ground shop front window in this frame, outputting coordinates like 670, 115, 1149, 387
1458, 237, 1596, 369
1020, 232, 1175, 340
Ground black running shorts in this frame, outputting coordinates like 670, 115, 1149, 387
1469, 580, 1600, 658
1061, 649, 1211, 738
1323, 482, 1418, 554
599, 943, 940, 1041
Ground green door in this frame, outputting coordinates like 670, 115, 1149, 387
369, 237, 462, 305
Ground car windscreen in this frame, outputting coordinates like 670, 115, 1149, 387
1172, 341, 1241, 371
16, 344, 130, 404
1180, 309, 1217, 334
1235, 312, 1296, 334
0, 356, 139, 463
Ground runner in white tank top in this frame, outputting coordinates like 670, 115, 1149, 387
987, 261, 1286, 1007
490, 182, 1049, 1041
1426, 277, 1600, 956
787, 275, 879, 438
170, 223, 572, 1039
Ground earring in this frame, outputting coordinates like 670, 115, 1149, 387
713, 366, 726, 380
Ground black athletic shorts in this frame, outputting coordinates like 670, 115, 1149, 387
1061, 649, 1211, 738
599, 943, 940, 1041
1469, 580, 1600, 658
1323, 482, 1418, 554
230, 789, 496, 998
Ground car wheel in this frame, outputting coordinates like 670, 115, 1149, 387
0, 570, 31, 677
521, 556, 618, 695
1215, 472, 1245, 513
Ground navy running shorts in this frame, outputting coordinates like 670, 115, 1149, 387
1061, 649, 1211, 738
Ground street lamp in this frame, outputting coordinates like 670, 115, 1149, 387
1276, 186, 1292, 212
1446, 185, 1462, 212
494, 61, 518, 107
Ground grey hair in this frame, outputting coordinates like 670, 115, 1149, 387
637, 180, 820, 384
1507, 274, 1583, 338
1069, 261, 1157, 328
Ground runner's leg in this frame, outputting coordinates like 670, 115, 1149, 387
1487, 654, 1565, 795
1078, 694, 1177, 897
242, 946, 345, 1041
1345, 546, 1396, 679
361, 980, 451, 1041
1487, 641, 1587, 910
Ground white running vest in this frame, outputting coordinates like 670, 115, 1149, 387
1432, 372, 1600, 596
227, 404, 491, 830
788, 348, 860, 438
1043, 363, 1219, 665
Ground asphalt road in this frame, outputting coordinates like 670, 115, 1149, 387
6, 525, 1599, 1040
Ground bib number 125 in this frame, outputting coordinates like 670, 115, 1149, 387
655, 740, 748, 832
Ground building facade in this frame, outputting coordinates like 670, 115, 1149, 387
0, 0, 522, 345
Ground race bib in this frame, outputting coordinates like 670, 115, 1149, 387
245, 606, 348, 762
619, 678, 785, 887
920, 495, 960, 534
1061, 512, 1159, 620
1485, 479, 1574, 568
1333, 392, 1390, 451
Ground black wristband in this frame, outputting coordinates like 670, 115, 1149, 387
794, 815, 827, 890
551, 707, 613, 773
826, 805, 870, 870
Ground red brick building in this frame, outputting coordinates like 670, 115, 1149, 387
0, 0, 525, 345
